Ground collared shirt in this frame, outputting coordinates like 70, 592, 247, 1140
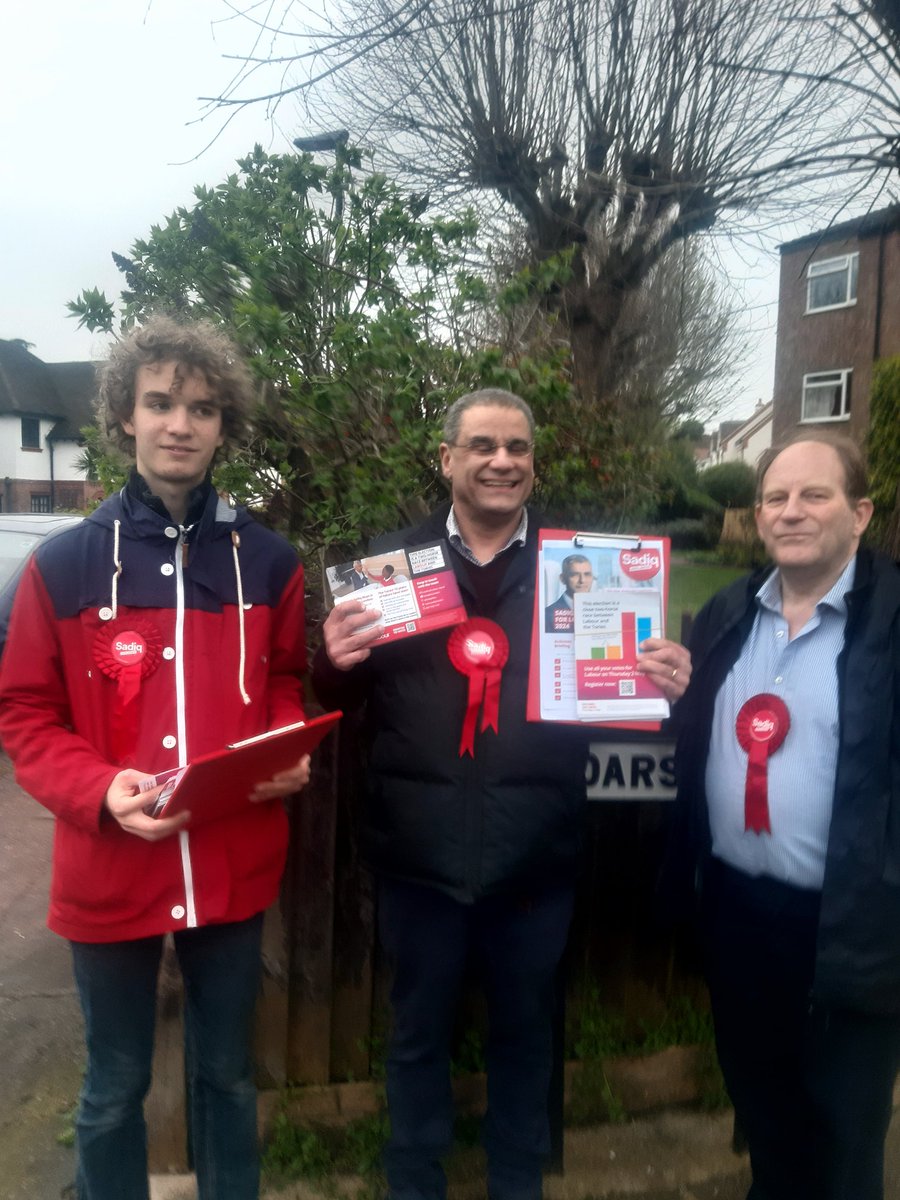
705, 558, 855, 890
446, 506, 528, 566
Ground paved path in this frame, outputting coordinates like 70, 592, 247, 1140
150, 1112, 754, 1200
2, 753, 898, 1200
0, 754, 83, 1199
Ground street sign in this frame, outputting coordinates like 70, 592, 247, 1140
586, 740, 676, 800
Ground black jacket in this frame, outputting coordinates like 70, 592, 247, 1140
312, 505, 588, 901
672, 547, 900, 1015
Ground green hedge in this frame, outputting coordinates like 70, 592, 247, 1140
867, 356, 900, 558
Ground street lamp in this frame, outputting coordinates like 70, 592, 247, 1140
292, 130, 349, 153
293, 130, 350, 221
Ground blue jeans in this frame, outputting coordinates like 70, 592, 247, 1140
70, 913, 264, 1200
378, 879, 574, 1200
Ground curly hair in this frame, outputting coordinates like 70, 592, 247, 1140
95, 315, 256, 460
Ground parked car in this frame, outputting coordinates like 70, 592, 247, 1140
0, 513, 84, 657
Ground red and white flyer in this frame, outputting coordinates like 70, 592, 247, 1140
325, 540, 466, 644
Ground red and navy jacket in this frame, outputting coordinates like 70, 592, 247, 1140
0, 477, 306, 943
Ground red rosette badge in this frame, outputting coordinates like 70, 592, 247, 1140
448, 618, 509, 758
735, 694, 790, 835
93, 621, 163, 761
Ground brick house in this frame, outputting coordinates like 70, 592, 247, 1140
0, 339, 103, 513
771, 204, 900, 444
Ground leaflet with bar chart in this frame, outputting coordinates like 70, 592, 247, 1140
532, 532, 670, 726
574, 590, 669, 721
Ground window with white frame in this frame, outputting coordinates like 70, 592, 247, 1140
806, 253, 858, 313
801, 370, 852, 422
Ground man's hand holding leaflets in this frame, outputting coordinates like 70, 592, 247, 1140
324, 540, 467, 650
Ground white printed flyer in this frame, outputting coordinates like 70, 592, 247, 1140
528, 531, 670, 726
573, 588, 669, 721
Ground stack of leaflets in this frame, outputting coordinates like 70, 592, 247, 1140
325, 540, 466, 644
140, 711, 342, 824
530, 532, 671, 725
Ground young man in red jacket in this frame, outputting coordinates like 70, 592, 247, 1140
0, 316, 309, 1200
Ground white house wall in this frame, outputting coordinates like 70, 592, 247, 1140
740, 419, 773, 469
53, 440, 89, 480
702, 406, 773, 471
0, 415, 90, 482
0, 415, 19, 476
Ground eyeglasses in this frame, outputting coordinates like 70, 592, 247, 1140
450, 437, 534, 458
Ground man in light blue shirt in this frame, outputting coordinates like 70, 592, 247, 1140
672, 432, 900, 1200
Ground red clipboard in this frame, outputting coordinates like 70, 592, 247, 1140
143, 710, 342, 825
527, 529, 670, 730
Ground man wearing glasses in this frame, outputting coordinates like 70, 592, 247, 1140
313, 388, 689, 1200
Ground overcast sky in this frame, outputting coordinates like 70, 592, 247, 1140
2, 0, 783, 424
1, 1, 296, 361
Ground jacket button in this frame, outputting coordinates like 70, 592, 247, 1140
163, 647, 175, 660
162, 735, 177, 749
171, 905, 185, 920
98, 607, 113, 621
160, 563, 175, 576
164, 526, 179, 539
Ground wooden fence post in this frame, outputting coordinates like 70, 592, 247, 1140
146, 937, 188, 1172
327, 710, 377, 1080
285, 727, 339, 1083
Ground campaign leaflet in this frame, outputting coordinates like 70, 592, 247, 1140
573, 588, 669, 722
536, 535, 669, 723
325, 540, 467, 644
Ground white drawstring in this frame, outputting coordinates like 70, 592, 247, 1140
231, 530, 251, 705
106, 514, 250, 707
110, 519, 122, 619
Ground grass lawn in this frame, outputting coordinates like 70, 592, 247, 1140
667, 560, 746, 640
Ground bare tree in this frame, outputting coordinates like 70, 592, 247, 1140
726, 1, 899, 196
825, 0, 900, 178
207, 0, 864, 414
484, 227, 747, 430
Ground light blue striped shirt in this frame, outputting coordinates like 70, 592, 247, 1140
705, 558, 855, 889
